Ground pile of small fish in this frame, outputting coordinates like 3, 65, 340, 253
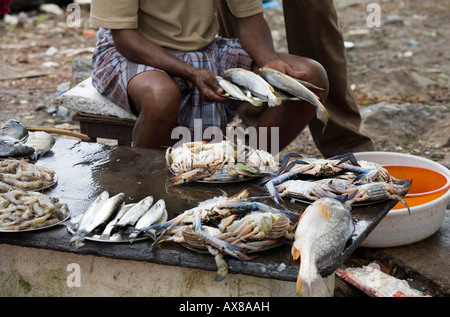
132, 189, 297, 281
217, 68, 329, 127
67, 190, 167, 248
0, 158, 57, 192
0, 119, 55, 159
166, 140, 278, 185
0, 189, 69, 231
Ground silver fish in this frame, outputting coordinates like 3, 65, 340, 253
221, 68, 281, 107
115, 195, 154, 229
258, 68, 330, 126
216, 76, 263, 107
24, 131, 55, 159
0, 119, 28, 142
128, 199, 168, 242
292, 197, 354, 296
76, 191, 109, 231
70, 191, 124, 248
99, 203, 135, 240
0, 137, 35, 158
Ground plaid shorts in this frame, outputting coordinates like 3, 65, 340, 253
91, 28, 253, 134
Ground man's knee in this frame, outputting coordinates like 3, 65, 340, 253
128, 71, 181, 116
284, 54, 329, 99
306, 58, 329, 99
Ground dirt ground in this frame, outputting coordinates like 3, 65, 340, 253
0, 0, 449, 158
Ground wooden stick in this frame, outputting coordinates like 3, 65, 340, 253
25, 126, 92, 142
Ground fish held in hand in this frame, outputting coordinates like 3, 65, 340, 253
258, 67, 329, 126
292, 197, 354, 296
221, 68, 281, 107
216, 76, 263, 107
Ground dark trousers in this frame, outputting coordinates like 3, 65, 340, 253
217, 0, 375, 157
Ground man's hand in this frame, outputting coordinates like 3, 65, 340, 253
261, 59, 307, 80
190, 68, 228, 103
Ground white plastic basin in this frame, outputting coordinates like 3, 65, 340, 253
354, 151, 450, 248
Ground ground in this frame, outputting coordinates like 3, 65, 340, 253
0, 0, 449, 158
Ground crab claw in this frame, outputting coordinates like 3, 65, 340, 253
168, 168, 204, 185
277, 153, 303, 176
193, 216, 253, 261
328, 152, 360, 167
247, 201, 297, 222
205, 245, 229, 282
264, 180, 284, 206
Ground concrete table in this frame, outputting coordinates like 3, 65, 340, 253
0, 139, 397, 296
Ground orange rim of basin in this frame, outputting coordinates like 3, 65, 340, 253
383, 165, 450, 210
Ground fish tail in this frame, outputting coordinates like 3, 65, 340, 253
127, 232, 139, 243
70, 231, 88, 248
298, 272, 329, 297
296, 270, 303, 295
316, 103, 330, 126
250, 98, 264, 107
99, 233, 111, 240
268, 96, 282, 107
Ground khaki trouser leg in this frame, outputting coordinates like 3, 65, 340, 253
283, 0, 374, 157
217, 0, 375, 157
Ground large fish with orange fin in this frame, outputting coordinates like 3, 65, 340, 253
292, 196, 354, 296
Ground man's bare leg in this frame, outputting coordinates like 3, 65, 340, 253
127, 71, 181, 149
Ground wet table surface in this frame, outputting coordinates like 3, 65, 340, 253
0, 139, 398, 281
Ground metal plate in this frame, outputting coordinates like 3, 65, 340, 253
175, 168, 266, 184
0, 170, 57, 192
84, 233, 149, 243
66, 224, 150, 244
0, 206, 70, 232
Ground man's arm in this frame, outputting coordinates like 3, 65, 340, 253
111, 29, 226, 102
236, 13, 306, 79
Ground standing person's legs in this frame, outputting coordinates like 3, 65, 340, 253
283, 0, 375, 157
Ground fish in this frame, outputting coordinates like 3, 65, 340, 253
114, 195, 154, 229
24, 131, 56, 159
258, 68, 330, 127
128, 199, 168, 242
221, 68, 281, 107
75, 191, 110, 231
216, 76, 263, 107
0, 137, 35, 158
292, 197, 354, 296
70, 191, 124, 248
0, 119, 28, 142
99, 203, 135, 240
